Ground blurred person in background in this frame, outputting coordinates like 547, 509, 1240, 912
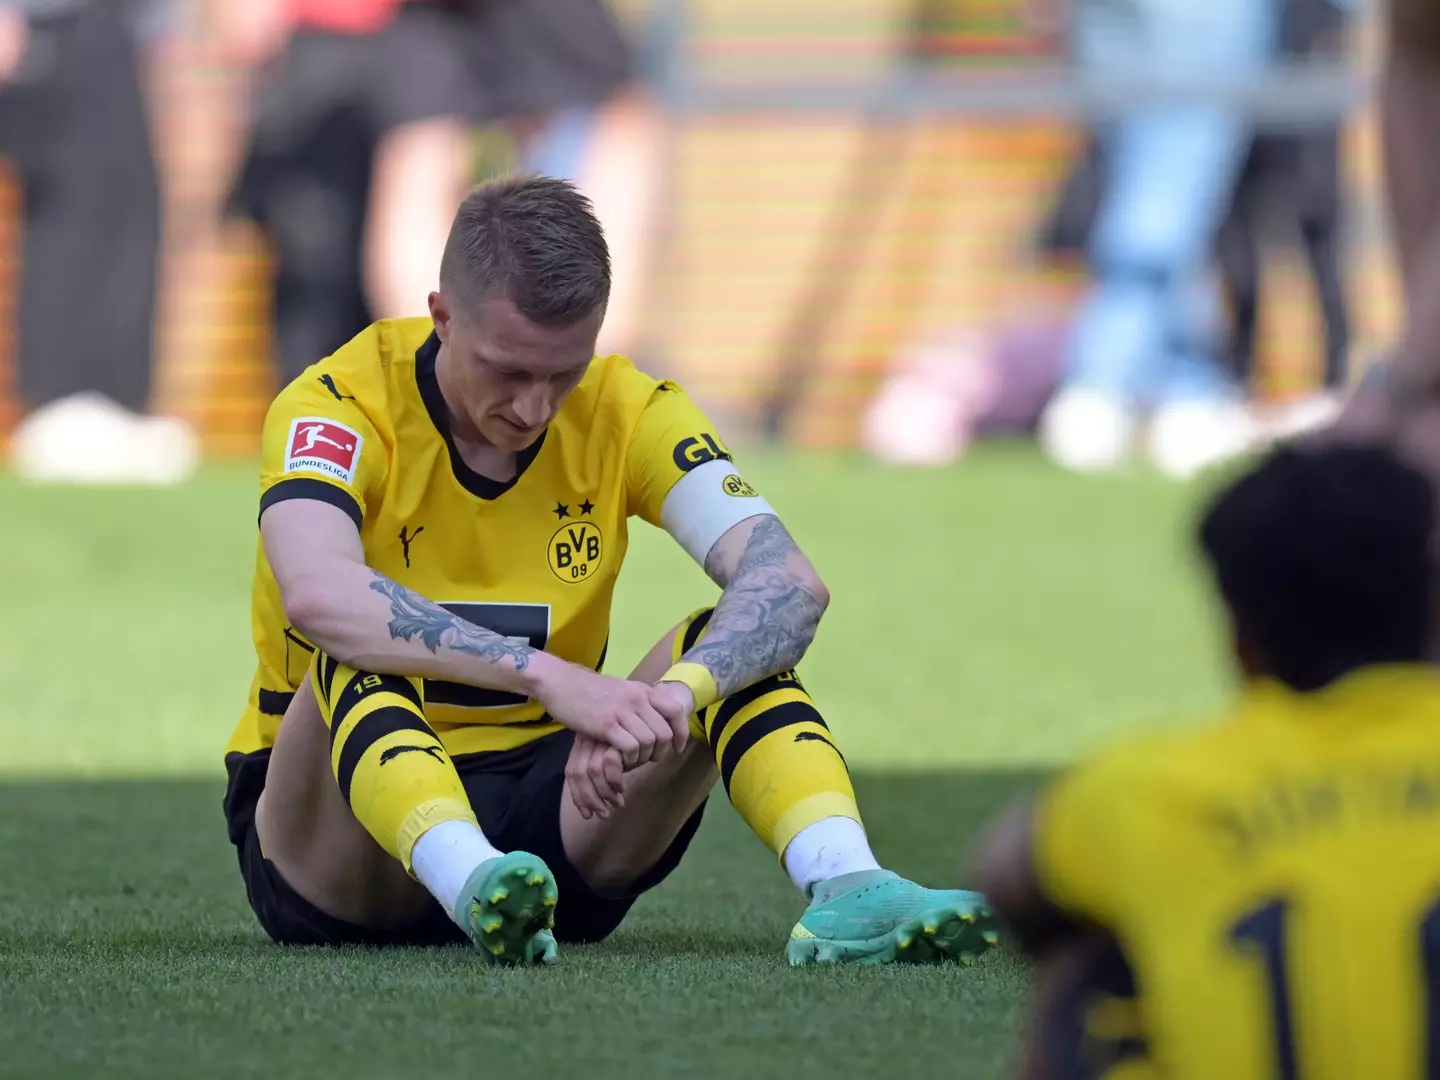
479, 0, 653, 361
864, 0, 1355, 474
455, 0, 648, 360
1039, 0, 1356, 450
219, 0, 483, 391
2, 0, 199, 484
1036, 0, 1281, 479
1218, 0, 1356, 444
220, 0, 635, 393
1338, 0, 1440, 475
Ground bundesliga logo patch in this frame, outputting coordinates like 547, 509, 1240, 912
285, 417, 363, 485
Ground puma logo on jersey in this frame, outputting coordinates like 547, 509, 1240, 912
317, 374, 355, 402
399, 525, 424, 568
379, 744, 445, 766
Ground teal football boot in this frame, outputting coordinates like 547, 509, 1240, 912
787, 869, 1000, 966
455, 851, 559, 966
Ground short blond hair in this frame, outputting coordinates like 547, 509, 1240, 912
438, 174, 611, 328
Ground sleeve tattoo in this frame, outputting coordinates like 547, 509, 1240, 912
367, 572, 535, 671
681, 515, 824, 698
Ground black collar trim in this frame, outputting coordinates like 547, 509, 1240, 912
414, 332, 546, 501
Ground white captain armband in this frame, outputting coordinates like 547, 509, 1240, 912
659, 458, 777, 567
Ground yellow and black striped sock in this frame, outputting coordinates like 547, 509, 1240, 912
311, 652, 478, 873
675, 609, 863, 860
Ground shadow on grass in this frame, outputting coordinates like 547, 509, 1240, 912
0, 772, 1047, 1080
0, 767, 1052, 950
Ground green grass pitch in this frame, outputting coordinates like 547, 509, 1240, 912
0, 447, 1233, 1079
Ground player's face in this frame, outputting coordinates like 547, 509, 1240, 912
430, 291, 603, 452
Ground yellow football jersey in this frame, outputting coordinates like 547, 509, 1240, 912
1034, 665, 1440, 1080
226, 316, 734, 759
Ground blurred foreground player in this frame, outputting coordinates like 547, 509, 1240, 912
222, 175, 999, 966
973, 442, 1440, 1078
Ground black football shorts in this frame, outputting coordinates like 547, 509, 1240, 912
223, 729, 706, 947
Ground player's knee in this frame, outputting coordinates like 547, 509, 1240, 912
577, 861, 641, 899
630, 607, 717, 684
675, 607, 716, 659
700, 668, 837, 761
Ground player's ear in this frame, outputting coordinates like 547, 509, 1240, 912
429, 291, 451, 342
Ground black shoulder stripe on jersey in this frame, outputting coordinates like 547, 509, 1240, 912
259, 478, 362, 531
258, 689, 295, 717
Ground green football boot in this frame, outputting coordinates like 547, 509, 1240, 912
787, 869, 1000, 966
454, 851, 559, 966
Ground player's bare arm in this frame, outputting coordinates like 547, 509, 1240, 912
263, 498, 680, 763
569, 459, 828, 810
569, 511, 827, 814
365, 573, 538, 674
264, 498, 539, 690
681, 513, 830, 700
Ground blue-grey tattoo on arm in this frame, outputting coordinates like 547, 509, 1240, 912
680, 515, 824, 698
367, 572, 534, 670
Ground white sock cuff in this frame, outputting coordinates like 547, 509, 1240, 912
783, 815, 882, 897
410, 819, 505, 922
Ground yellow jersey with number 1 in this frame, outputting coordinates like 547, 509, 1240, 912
1033, 666, 1440, 1080
225, 316, 736, 761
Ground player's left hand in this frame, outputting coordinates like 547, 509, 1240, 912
647, 681, 695, 755
565, 734, 626, 820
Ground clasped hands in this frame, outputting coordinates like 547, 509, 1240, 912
533, 666, 697, 820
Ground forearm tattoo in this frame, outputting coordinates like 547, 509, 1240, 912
681, 516, 824, 698
367, 572, 534, 671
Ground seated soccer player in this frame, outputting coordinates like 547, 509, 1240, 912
222, 174, 1000, 966
972, 442, 1440, 1078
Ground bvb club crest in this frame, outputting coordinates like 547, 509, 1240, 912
548, 520, 603, 583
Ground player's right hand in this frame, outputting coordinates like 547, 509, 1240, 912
534, 661, 676, 768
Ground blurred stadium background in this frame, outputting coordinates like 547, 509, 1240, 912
0, 0, 1397, 454
0, 2, 1409, 1076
